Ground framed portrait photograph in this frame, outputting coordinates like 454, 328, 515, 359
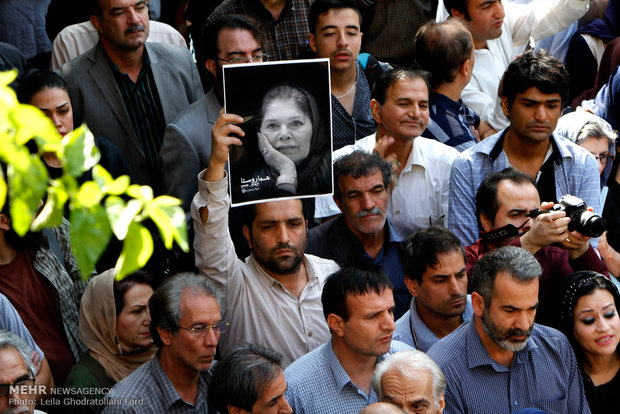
223, 58, 333, 206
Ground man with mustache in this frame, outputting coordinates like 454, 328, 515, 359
394, 227, 473, 352
191, 113, 339, 367
307, 151, 411, 319
443, 0, 589, 136
61, 0, 204, 192
448, 50, 601, 246
308, 0, 389, 150
427, 246, 591, 413
466, 167, 607, 326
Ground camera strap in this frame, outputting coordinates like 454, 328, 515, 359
479, 218, 530, 243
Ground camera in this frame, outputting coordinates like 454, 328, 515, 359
549, 195, 606, 238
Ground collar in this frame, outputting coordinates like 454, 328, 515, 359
409, 295, 473, 350
487, 130, 566, 166
151, 356, 209, 409
249, 255, 318, 293
105, 43, 151, 78
429, 92, 462, 113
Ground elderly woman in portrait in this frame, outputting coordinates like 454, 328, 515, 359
558, 271, 620, 413
64, 270, 156, 413
232, 84, 331, 202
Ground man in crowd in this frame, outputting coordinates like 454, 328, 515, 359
208, 343, 293, 413
103, 273, 223, 412
394, 227, 473, 352
207, 0, 309, 61
415, 19, 479, 152
307, 151, 410, 319
427, 246, 590, 413
466, 167, 607, 325
444, 0, 589, 134
372, 350, 446, 414
0, 331, 41, 414
448, 50, 600, 246
309, 0, 385, 149
160, 14, 265, 211
284, 265, 410, 413
62, 0, 204, 192
191, 110, 339, 367
315, 68, 459, 238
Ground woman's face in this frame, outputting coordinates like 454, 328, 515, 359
573, 288, 620, 359
260, 98, 313, 164
29, 87, 74, 137
579, 136, 610, 175
116, 283, 154, 350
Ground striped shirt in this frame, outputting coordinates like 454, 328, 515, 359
109, 49, 165, 194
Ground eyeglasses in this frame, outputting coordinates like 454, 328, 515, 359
592, 152, 614, 164
177, 321, 230, 337
0, 376, 34, 397
217, 54, 269, 64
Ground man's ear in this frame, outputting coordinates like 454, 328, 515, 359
404, 277, 419, 297
471, 291, 485, 317
0, 214, 10, 231
205, 59, 217, 78
327, 313, 344, 337
90, 15, 103, 34
371, 99, 382, 124
501, 96, 510, 117
157, 326, 173, 346
451, 8, 466, 19
461, 57, 472, 78
308, 33, 317, 53
228, 405, 244, 414
437, 393, 446, 413
243, 225, 253, 250
480, 213, 494, 232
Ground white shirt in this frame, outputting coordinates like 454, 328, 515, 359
314, 134, 459, 237
50, 20, 187, 69
440, 0, 589, 131
191, 172, 339, 368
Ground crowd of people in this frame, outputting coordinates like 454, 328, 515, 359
2, 0, 620, 412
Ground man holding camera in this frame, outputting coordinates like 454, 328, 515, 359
448, 50, 601, 246
466, 167, 607, 326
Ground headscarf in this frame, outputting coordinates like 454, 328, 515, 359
555, 108, 615, 144
575, 0, 620, 42
79, 269, 156, 383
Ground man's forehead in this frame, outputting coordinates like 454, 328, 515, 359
386, 78, 428, 101
217, 28, 261, 53
515, 87, 562, 103
491, 270, 539, 304
340, 170, 384, 190
496, 180, 540, 208
99, 0, 146, 11
317, 7, 361, 29
0, 348, 28, 381
254, 199, 304, 221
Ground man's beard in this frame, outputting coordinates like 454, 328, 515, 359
253, 242, 305, 275
481, 309, 532, 352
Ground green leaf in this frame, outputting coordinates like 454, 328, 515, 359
105, 197, 142, 240
127, 184, 153, 202
115, 221, 153, 279
62, 125, 100, 177
147, 197, 188, 252
0, 169, 6, 214
92, 165, 129, 195
70, 205, 112, 279
7, 155, 49, 235
76, 181, 103, 208
31, 184, 68, 230
11, 104, 60, 145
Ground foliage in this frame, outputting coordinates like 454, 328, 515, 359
0, 70, 188, 279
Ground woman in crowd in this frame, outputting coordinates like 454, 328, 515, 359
64, 270, 156, 413
559, 271, 620, 413
231, 83, 331, 203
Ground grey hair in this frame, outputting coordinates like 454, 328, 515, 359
371, 350, 446, 410
208, 343, 284, 413
149, 272, 223, 347
0, 330, 35, 377
471, 246, 541, 305
576, 119, 616, 147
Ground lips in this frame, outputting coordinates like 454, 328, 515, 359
595, 335, 615, 346
448, 298, 465, 307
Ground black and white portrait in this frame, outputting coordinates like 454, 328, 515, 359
223, 59, 333, 206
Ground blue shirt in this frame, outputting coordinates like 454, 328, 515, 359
448, 129, 601, 245
424, 92, 479, 152
306, 216, 411, 319
284, 339, 412, 414
393, 295, 473, 352
426, 321, 591, 414
583, 65, 620, 129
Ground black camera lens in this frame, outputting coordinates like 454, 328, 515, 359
573, 210, 606, 238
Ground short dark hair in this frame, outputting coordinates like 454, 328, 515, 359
558, 271, 620, 370
444, 0, 470, 18
113, 270, 156, 317
149, 272, 223, 347
208, 343, 284, 413
333, 151, 392, 201
308, 0, 362, 35
471, 246, 541, 306
321, 264, 393, 321
475, 167, 537, 231
499, 49, 570, 110
201, 14, 264, 61
414, 20, 473, 90
371, 67, 430, 106
17, 70, 69, 104
400, 227, 465, 282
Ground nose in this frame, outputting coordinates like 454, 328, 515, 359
336, 30, 348, 48
522, 217, 533, 233
447, 276, 461, 295
408, 104, 421, 119
278, 125, 291, 141
49, 113, 62, 131
514, 311, 532, 332
275, 223, 291, 245
359, 192, 374, 211
204, 326, 219, 346
127, 7, 142, 24
382, 310, 396, 332
533, 105, 547, 122
494, 2, 505, 18
595, 317, 611, 332
280, 397, 293, 413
